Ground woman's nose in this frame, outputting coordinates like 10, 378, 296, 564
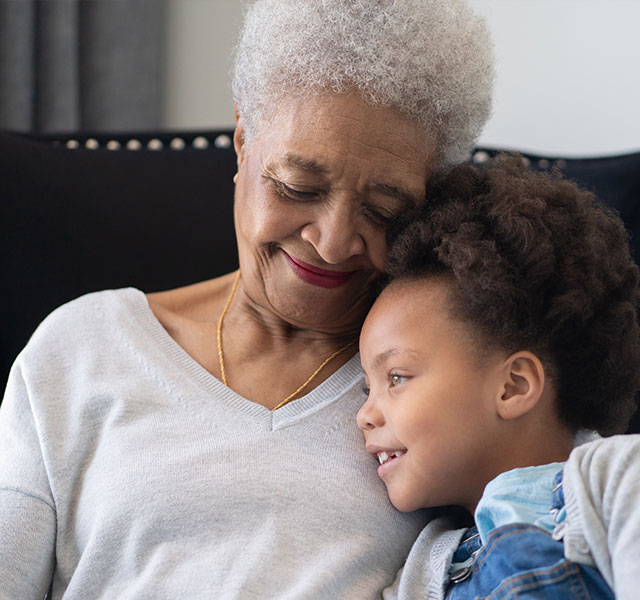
357, 395, 384, 431
300, 201, 365, 264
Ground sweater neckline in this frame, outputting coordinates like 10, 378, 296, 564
116, 287, 364, 425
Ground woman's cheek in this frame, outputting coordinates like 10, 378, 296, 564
369, 234, 387, 272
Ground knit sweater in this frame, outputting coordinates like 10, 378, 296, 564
0, 289, 428, 599
562, 434, 640, 600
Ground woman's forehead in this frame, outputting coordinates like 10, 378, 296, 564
255, 93, 436, 190
263, 92, 431, 150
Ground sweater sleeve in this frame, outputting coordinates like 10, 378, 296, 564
0, 360, 56, 599
382, 514, 467, 600
562, 434, 640, 600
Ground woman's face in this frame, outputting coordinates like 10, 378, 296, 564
233, 93, 435, 333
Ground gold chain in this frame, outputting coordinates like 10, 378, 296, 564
216, 270, 356, 411
216, 270, 242, 387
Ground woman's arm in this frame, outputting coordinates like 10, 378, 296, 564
0, 361, 56, 598
383, 512, 468, 600
563, 434, 640, 600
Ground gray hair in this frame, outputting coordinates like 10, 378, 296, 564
232, 0, 494, 172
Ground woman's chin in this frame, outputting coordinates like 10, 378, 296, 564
279, 277, 377, 329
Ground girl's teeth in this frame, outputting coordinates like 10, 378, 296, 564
377, 451, 404, 465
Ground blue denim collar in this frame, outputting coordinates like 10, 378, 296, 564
474, 462, 566, 545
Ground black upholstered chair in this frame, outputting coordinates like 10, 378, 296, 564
2, 129, 639, 431
1, 129, 238, 392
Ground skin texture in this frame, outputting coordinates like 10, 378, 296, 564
357, 278, 574, 513
233, 93, 434, 334
148, 93, 435, 409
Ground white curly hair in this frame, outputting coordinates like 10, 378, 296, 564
232, 0, 494, 172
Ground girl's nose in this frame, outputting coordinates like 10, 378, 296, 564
356, 394, 384, 431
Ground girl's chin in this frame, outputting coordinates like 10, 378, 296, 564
388, 494, 420, 513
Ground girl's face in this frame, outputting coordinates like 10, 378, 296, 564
357, 278, 508, 513
232, 93, 435, 334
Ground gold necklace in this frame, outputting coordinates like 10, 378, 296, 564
216, 270, 357, 411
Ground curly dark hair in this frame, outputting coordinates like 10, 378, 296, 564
385, 154, 640, 435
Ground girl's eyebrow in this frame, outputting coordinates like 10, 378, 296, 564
372, 347, 420, 369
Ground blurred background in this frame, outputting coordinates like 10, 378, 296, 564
1, 0, 639, 156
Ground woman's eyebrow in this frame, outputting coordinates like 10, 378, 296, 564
280, 153, 330, 175
370, 182, 421, 208
270, 156, 421, 207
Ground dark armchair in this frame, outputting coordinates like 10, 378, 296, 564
2, 129, 639, 431
1, 130, 239, 389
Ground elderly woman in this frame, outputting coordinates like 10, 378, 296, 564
0, 0, 492, 597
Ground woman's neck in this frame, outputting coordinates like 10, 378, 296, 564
147, 273, 365, 409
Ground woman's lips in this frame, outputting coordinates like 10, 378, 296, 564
283, 252, 355, 289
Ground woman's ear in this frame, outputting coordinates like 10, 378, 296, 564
233, 102, 246, 169
497, 351, 545, 421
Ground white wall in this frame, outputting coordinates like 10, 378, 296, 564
469, 0, 640, 156
163, 0, 241, 131
162, 0, 640, 156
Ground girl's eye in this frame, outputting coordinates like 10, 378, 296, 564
274, 179, 318, 201
390, 373, 407, 387
361, 381, 370, 396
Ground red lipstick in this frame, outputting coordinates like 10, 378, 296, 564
283, 251, 355, 289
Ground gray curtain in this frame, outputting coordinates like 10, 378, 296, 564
0, 0, 165, 132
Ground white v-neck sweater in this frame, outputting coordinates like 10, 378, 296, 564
0, 289, 429, 599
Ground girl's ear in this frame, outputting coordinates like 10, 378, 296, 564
497, 351, 546, 421
233, 102, 246, 169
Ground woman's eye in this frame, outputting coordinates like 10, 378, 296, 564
274, 180, 318, 201
361, 382, 370, 396
390, 373, 407, 387
363, 206, 395, 227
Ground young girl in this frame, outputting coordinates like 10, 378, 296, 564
358, 155, 640, 599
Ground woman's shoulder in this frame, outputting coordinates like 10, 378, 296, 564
24, 288, 146, 357
43, 287, 142, 324
568, 433, 640, 472
146, 275, 233, 324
